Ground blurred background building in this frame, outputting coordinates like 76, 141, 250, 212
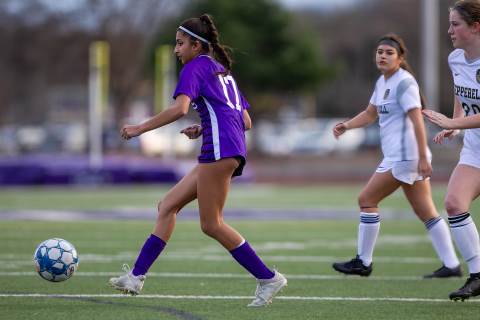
0, 0, 463, 185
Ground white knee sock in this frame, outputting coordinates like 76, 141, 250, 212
357, 212, 380, 266
448, 213, 480, 274
425, 217, 460, 269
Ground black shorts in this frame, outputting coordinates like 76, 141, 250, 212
232, 156, 246, 177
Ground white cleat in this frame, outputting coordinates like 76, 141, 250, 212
108, 264, 145, 296
247, 271, 287, 307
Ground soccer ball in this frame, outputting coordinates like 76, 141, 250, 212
33, 238, 79, 282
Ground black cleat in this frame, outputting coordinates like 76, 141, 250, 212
449, 274, 480, 301
332, 255, 372, 277
423, 265, 462, 279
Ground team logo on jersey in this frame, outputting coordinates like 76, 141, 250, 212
383, 89, 390, 99
476, 69, 480, 83
378, 105, 389, 114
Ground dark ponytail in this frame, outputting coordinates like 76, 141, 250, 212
378, 33, 427, 109
179, 14, 233, 75
199, 14, 233, 75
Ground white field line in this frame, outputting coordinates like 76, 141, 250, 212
0, 271, 450, 281
0, 254, 439, 265
0, 293, 474, 303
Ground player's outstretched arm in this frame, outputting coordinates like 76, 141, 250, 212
423, 109, 480, 130
333, 104, 377, 139
121, 95, 191, 140
423, 96, 463, 144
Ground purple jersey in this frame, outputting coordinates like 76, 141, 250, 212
173, 55, 249, 174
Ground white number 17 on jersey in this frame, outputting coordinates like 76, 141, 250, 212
218, 75, 242, 111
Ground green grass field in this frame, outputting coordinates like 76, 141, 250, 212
1, 184, 480, 319
1, 183, 479, 212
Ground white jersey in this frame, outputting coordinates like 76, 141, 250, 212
448, 49, 480, 154
369, 68, 429, 161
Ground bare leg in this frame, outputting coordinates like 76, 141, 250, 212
358, 171, 401, 212
129, 166, 198, 277
445, 164, 480, 217
402, 179, 437, 222
333, 171, 401, 274
444, 164, 480, 275
197, 158, 243, 250
357, 172, 400, 264
197, 158, 276, 282
403, 179, 460, 271
153, 166, 198, 241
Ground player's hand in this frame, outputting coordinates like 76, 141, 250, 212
432, 129, 459, 144
120, 124, 143, 140
418, 157, 432, 179
422, 109, 455, 129
180, 124, 202, 139
333, 122, 347, 139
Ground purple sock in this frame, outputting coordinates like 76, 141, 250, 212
230, 241, 275, 279
132, 234, 166, 276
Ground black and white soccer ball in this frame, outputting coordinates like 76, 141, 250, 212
33, 238, 79, 282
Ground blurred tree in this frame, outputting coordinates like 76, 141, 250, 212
78, 0, 184, 123
298, 0, 456, 117
150, 0, 333, 117
0, 0, 458, 127
0, 0, 181, 125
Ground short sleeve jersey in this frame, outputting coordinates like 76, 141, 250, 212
173, 55, 249, 163
369, 68, 429, 161
448, 49, 480, 153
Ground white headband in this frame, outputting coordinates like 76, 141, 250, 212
178, 26, 210, 44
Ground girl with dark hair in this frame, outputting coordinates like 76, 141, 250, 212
331, 33, 461, 279
423, 0, 480, 301
108, 14, 287, 307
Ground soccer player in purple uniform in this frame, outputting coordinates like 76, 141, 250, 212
108, 14, 287, 307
